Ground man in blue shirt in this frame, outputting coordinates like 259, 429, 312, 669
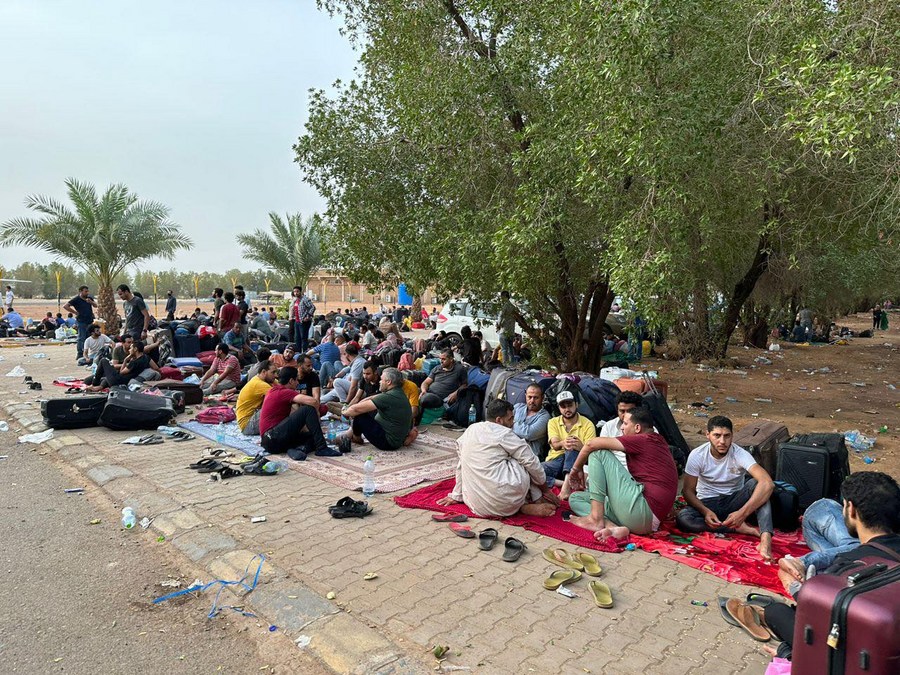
63, 285, 98, 361
4, 307, 24, 331
513, 384, 550, 459
308, 338, 342, 386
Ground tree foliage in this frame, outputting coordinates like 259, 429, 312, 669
236, 212, 323, 290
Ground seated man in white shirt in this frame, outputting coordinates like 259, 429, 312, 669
597, 390, 648, 471
676, 415, 775, 560
78, 324, 114, 366
438, 399, 560, 518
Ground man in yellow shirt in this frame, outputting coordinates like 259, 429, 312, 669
544, 390, 596, 486
401, 374, 421, 446
237, 359, 278, 435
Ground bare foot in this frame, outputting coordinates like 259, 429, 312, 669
734, 522, 761, 537
569, 514, 603, 532
609, 526, 630, 540
778, 556, 805, 582
558, 476, 572, 501
594, 527, 613, 542
761, 645, 778, 657
520, 502, 556, 517
758, 532, 773, 561
403, 427, 419, 446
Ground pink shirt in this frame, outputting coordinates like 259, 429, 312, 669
211, 355, 241, 384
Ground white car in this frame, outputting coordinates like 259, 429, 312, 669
434, 299, 511, 347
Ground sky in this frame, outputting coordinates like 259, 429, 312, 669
0, 0, 358, 273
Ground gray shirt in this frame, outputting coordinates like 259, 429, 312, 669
427, 362, 467, 400
124, 295, 148, 336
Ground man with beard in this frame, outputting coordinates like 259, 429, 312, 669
513, 384, 550, 459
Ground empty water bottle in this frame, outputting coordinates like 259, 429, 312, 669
362, 456, 376, 497
121, 507, 136, 529
468, 404, 477, 426
326, 421, 336, 443
216, 420, 225, 444
261, 459, 288, 474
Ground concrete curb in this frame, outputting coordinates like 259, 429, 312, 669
4, 403, 431, 675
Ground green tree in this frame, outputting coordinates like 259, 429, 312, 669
236, 213, 322, 291
0, 178, 192, 329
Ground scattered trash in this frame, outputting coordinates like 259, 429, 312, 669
768, 344, 781, 352
879, 425, 889, 434
888, 384, 897, 391
157, 535, 166, 542
852, 382, 866, 388
0, 455, 8, 460
184, 374, 201, 385
326, 591, 336, 600
295, 635, 311, 649
844, 430, 876, 453
5, 365, 26, 377
690, 600, 709, 607
153, 555, 266, 619
122, 507, 137, 529
754, 357, 772, 365
18, 429, 53, 444
624, 543, 636, 551
863, 456, 876, 464
31, 353, 47, 359
140, 517, 151, 529
433, 645, 451, 660
250, 516, 267, 524
753, 398, 772, 403
89, 519, 101, 525
64, 487, 85, 494
725, 397, 738, 403
363, 572, 378, 580
268, 625, 277, 632
0, 421, 9, 432
818, 367, 831, 373
160, 579, 182, 588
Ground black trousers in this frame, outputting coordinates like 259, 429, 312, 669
764, 602, 796, 659
261, 405, 327, 455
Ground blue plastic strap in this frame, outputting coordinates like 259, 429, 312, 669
153, 553, 266, 619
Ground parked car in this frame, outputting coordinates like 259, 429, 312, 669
434, 299, 507, 348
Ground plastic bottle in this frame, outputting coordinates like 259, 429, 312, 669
216, 420, 225, 444
261, 459, 288, 474
326, 421, 336, 443
121, 507, 136, 529
0, 421, 8, 432
362, 456, 376, 497
468, 404, 477, 426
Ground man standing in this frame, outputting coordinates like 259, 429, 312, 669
438, 399, 559, 518
217, 292, 239, 335
116, 284, 150, 341
165, 290, 177, 321
198, 343, 241, 396
259, 366, 335, 460
290, 285, 315, 352
418, 349, 467, 423
4, 285, 13, 313
676, 416, 775, 559
513, 384, 550, 459
64, 285, 98, 363
236, 359, 277, 436
566, 407, 678, 541
496, 290, 516, 365
336, 367, 412, 452
544, 391, 596, 485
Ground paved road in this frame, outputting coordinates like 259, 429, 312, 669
0, 439, 328, 675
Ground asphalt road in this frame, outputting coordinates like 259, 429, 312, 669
0, 436, 327, 675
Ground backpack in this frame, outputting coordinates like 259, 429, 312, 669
770, 480, 801, 531
195, 406, 236, 424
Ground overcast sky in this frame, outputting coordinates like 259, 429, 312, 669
0, 0, 357, 273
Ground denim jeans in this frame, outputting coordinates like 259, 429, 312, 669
799, 498, 859, 569
294, 319, 312, 352
542, 450, 578, 486
76, 321, 91, 362
675, 479, 774, 534
499, 333, 514, 365
318, 360, 343, 386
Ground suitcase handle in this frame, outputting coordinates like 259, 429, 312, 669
847, 563, 887, 587
641, 371, 659, 396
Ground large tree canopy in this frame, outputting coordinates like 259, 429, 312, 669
296, 0, 898, 367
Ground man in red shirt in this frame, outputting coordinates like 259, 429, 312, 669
259, 366, 338, 460
566, 406, 678, 542
217, 291, 240, 335
198, 343, 241, 396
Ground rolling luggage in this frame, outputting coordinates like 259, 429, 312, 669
98, 390, 175, 430
641, 375, 690, 465
733, 420, 790, 478
173, 332, 201, 358
770, 481, 801, 531
483, 367, 517, 417
791, 548, 900, 675
574, 374, 619, 422
777, 433, 850, 510
147, 379, 203, 405
506, 371, 555, 408
544, 377, 596, 421
41, 395, 108, 429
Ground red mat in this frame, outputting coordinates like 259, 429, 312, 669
394, 478, 810, 596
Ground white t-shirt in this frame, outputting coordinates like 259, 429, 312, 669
5, 290, 12, 307
83, 333, 114, 358
597, 417, 629, 470
685, 442, 757, 500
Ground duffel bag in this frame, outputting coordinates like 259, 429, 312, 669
98, 390, 175, 431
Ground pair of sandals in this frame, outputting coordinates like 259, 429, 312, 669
122, 433, 165, 445
329, 496, 373, 519
187, 457, 242, 479
447, 522, 527, 562
26, 381, 42, 390
719, 593, 780, 642
542, 547, 613, 608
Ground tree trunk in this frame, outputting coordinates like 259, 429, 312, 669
97, 284, 119, 334
411, 294, 423, 323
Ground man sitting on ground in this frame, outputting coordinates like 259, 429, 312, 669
236, 359, 277, 436
222, 321, 253, 364
566, 406, 678, 541
438, 399, 560, 518
270, 344, 298, 369
259, 366, 336, 460
544, 390, 596, 485
676, 416, 775, 559
598, 390, 647, 470
399, 370, 421, 446
198, 343, 241, 396
79, 324, 114, 366
762, 472, 900, 661
294, 354, 322, 410
336, 367, 412, 452
513, 384, 550, 459
329, 359, 380, 417
320, 343, 364, 404
87, 339, 158, 391
41, 312, 57, 338
418, 349, 467, 423
308, 335, 341, 385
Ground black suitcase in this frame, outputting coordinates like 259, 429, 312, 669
173, 332, 201, 358
98, 390, 175, 431
777, 433, 850, 510
158, 390, 186, 414
402, 369, 428, 386
41, 395, 109, 429
642, 375, 690, 460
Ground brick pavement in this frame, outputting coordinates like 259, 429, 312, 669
2, 345, 773, 674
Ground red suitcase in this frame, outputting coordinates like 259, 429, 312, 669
791, 551, 900, 675
733, 419, 789, 478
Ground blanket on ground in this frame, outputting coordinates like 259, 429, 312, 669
394, 478, 810, 596
178, 420, 262, 455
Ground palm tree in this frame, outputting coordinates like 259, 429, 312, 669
0, 178, 192, 328
236, 212, 322, 290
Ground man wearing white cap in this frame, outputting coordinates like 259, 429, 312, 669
543, 390, 596, 486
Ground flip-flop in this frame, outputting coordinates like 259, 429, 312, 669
328, 497, 372, 519
189, 457, 219, 470
748, 604, 778, 640
746, 593, 778, 608
718, 597, 740, 627
171, 431, 195, 441
196, 460, 226, 474
478, 528, 499, 551
542, 547, 584, 571
432, 513, 468, 523
214, 466, 243, 480
575, 552, 603, 576
449, 522, 476, 538
202, 448, 231, 459
725, 599, 770, 642
502, 537, 527, 562
588, 581, 614, 608
543, 569, 582, 590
